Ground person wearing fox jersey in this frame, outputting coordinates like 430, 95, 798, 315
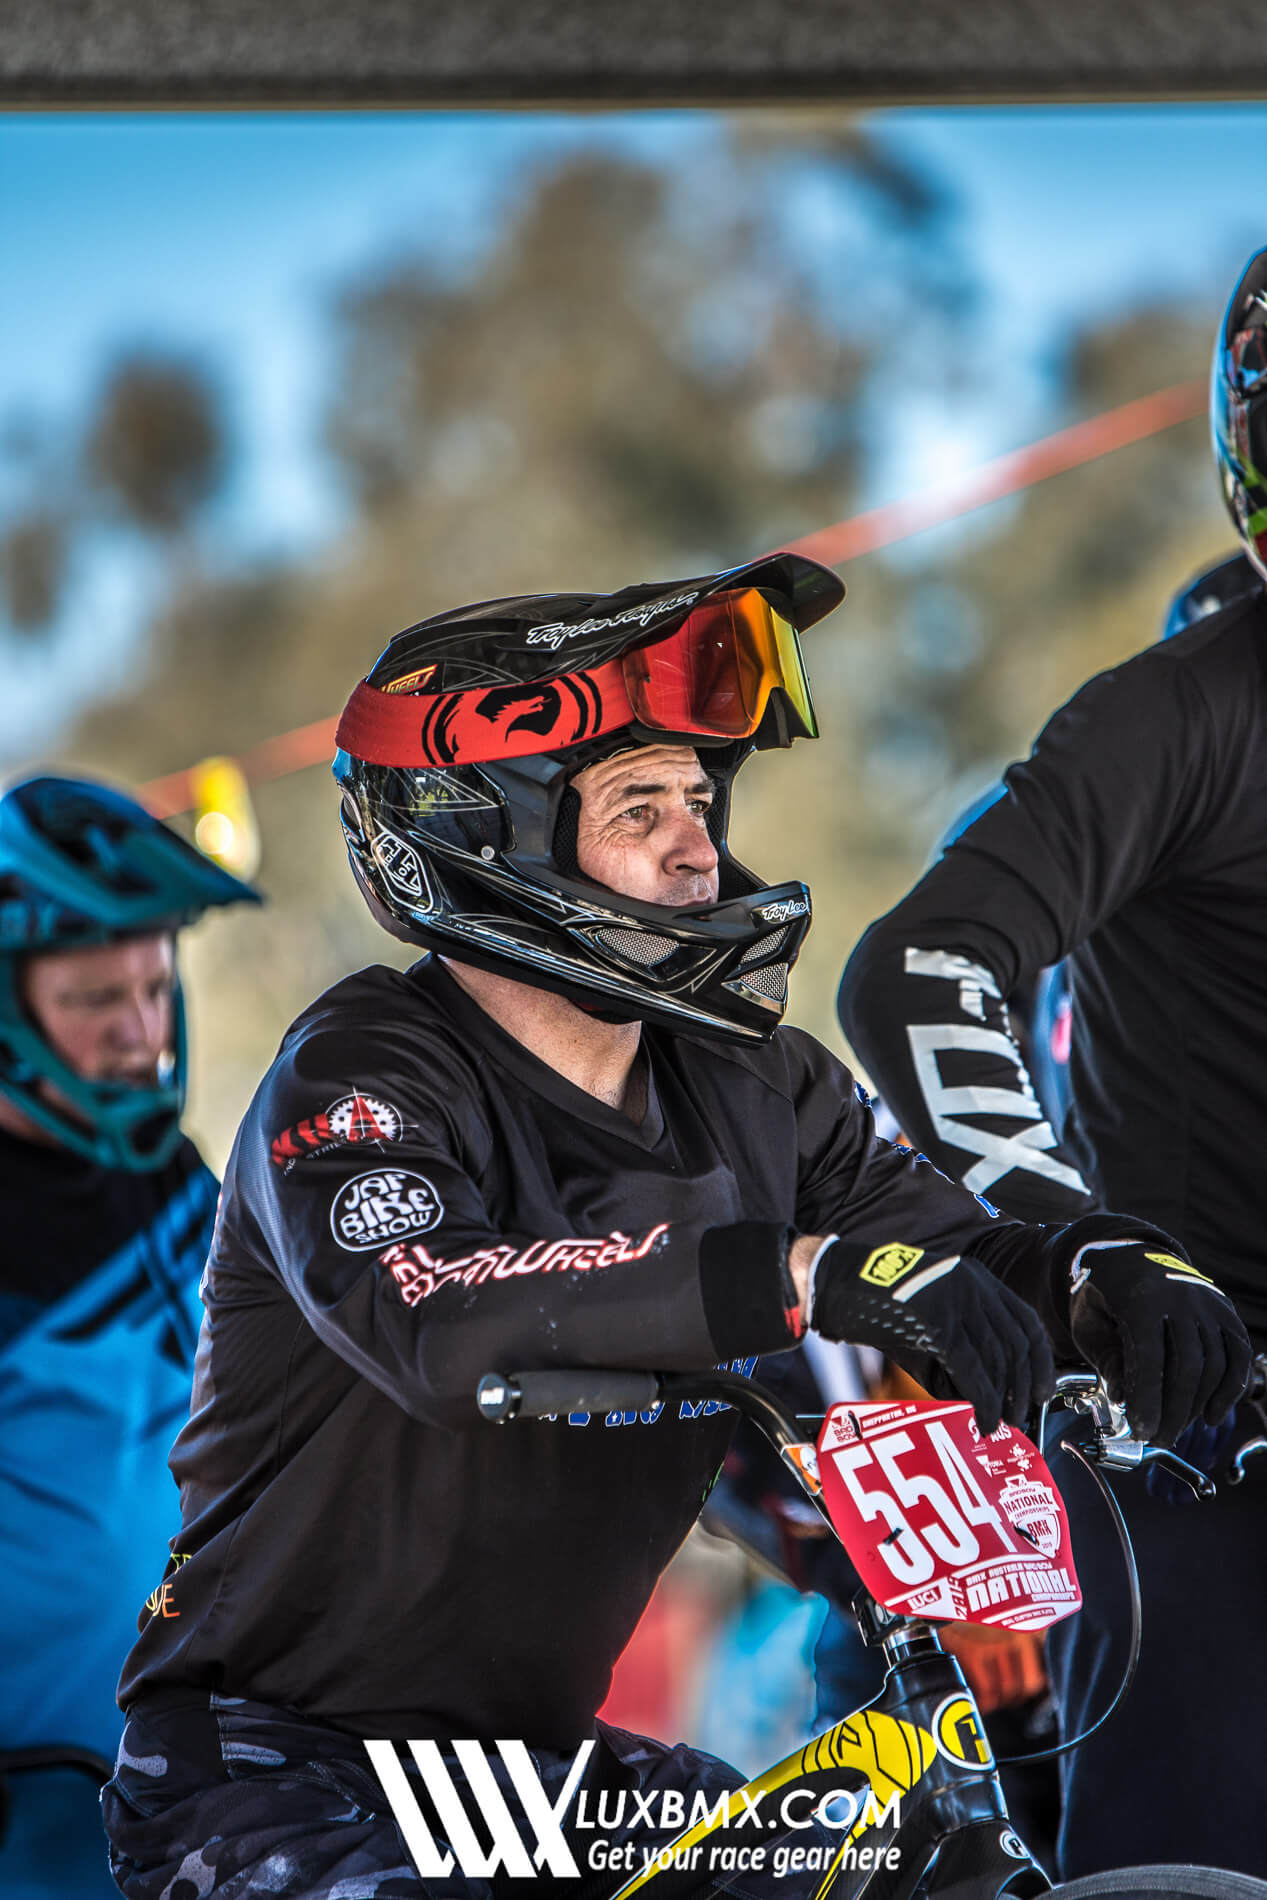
105, 557, 1247, 1898
837, 259, 1267, 1881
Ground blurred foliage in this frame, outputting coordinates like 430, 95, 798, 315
85, 354, 228, 536
8, 126, 1232, 1162
0, 508, 68, 630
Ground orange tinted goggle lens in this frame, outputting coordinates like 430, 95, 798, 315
622, 590, 817, 741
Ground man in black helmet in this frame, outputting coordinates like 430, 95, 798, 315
0, 776, 258, 1900
838, 254, 1267, 1879
104, 555, 1247, 1898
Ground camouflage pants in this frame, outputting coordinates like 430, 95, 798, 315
103, 1693, 815, 1900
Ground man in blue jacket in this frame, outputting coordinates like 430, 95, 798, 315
0, 775, 258, 1898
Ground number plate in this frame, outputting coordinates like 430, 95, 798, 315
816, 1399, 1081, 1631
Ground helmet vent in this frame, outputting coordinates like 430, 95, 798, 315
593, 926, 678, 968
738, 927, 790, 969
735, 961, 789, 999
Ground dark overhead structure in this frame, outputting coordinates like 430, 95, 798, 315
2, 0, 1264, 107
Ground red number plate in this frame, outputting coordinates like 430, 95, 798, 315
816, 1399, 1081, 1632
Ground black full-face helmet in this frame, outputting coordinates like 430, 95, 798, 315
333, 552, 845, 1043
1212, 248, 1267, 582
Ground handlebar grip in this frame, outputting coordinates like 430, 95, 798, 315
477, 1369, 661, 1422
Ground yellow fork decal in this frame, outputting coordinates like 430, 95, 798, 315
610, 1710, 937, 1899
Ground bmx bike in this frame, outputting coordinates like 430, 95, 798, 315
478, 1364, 1267, 1900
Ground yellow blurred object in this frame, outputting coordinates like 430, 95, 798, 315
189, 757, 262, 879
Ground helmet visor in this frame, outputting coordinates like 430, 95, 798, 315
337, 587, 822, 767
623, 589, 817, 742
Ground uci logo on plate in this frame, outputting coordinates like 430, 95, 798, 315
330, 1168, 444, 1251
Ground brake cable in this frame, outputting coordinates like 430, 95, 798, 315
993, 1434, 1142, 1767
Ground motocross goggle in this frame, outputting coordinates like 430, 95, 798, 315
336, 589, 818, 767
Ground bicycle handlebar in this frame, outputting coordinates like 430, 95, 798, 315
476, 1369, 661, 1421
478, 1363, 1242, 1503
477, 1368, 810, 1457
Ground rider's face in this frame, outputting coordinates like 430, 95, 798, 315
22, 934, 176, 1089
571, 745, 720, 907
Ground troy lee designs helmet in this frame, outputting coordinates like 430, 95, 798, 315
1213, 248, 1267, 581
0, 775, 260, 1169
333, 552, 845, 1042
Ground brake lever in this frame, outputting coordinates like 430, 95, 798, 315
1227, 1436, 1267, 1485
1044, 1374, 1217, 1499
1227, 1353, 1267, 1485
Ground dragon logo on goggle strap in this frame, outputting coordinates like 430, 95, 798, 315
419, 675, 607, 764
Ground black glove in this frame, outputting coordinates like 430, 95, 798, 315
809, 1243, 1055, 1435
1068, 1240, 1251, 1447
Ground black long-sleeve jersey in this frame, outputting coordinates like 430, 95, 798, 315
121, 956, 1092, 1744
840, 580, 1267, 1345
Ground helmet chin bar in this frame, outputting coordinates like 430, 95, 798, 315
352, 852, 805, 1043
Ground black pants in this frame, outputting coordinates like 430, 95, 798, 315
103, 1693, 844, 1899
1044, 1415, 1267, 1879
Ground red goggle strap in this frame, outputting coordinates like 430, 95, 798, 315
335, 662, 637, 767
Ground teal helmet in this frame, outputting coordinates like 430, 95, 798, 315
0, 775, 261, 1171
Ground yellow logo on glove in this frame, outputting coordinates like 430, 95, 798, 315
860, 1243, 925, 1288
1145, 1252, 1215, 1285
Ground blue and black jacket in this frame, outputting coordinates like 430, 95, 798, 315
0, 1132, 214, 1762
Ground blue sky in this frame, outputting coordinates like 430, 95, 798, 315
4, 107, 1263, 544
1, 105, 1265, 749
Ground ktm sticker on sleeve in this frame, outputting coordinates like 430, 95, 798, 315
859, 1243, 925, 1289
270, 1093, 404, 1171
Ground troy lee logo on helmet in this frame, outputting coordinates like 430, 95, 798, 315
524, 591, 700, 649
756, 897, 809, 923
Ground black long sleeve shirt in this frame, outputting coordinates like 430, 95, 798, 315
841, 583, 1267, 1344
123, 956, 1121, 1742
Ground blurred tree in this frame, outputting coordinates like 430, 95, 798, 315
0, 508, 68, 632
825, 308, 1223, 900
0, 406, 74, 638
58, 128, 1221, 1156
84, 355, 227, 536
63, 128, 968, 1156
325, 156, 865, 572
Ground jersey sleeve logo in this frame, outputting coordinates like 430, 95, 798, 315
330, 1168, 445, 1251
381, 1222, 670, 1306
270, 1093, 403, 1171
